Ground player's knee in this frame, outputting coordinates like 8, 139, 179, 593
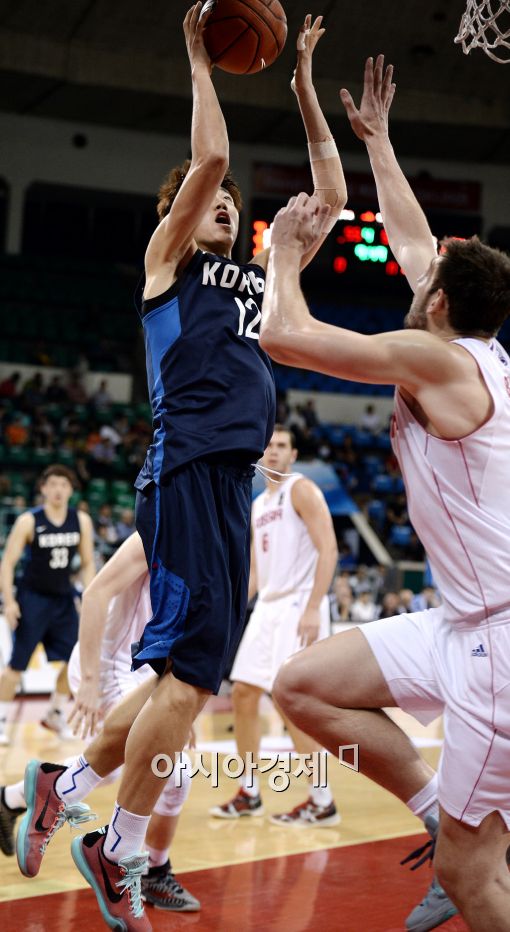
159, 672, 208, 721
273, 655, 309, 716
154, 752, 192, 816
232, 680, 260, 711
1, 666, 22, 688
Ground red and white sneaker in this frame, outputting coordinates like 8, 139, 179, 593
209, 788, 264, 819
16, 760, 95, 877
269, 797, 341, 827
71, 826, 152, 931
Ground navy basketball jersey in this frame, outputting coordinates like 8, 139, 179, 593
22, 507, 81, 595
135, 250, 276, 487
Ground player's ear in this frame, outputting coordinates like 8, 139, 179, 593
290, 449, 298, 465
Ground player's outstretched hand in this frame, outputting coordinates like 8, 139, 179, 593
184, 2, 213, 73
271, 192, 331, 254
340, 54, 395, 142
68, 677, 104, 740
291, 14, 325, 95
4, 599, 21, 630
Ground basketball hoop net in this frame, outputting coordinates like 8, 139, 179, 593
455, 0, 510, 63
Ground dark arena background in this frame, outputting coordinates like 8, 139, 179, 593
1, 1, 509, 929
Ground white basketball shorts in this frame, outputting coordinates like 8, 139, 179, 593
361, 607, 510, 829
67, 643, 153, 717
230, 590, 330, 694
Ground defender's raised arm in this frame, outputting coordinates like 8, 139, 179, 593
340, 55, 436, 292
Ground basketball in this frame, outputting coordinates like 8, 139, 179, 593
202, 0, 287, 75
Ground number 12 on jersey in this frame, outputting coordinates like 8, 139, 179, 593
235, 297, 261, 340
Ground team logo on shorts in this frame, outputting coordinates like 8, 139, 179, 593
471, 643, 488, 657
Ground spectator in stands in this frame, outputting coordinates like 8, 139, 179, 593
45, 375, 68, 403
379, 591, 401, 619
74, 455, 91, 490
331, 576, 353, 626
276, 392, 290, 426
99, 424, 121, 448
385, 492, 409, 532
91, 378, 112, 409
4, 414, 29, 447
360, 403, 382, 435
67, 373, 88, 405
411, 585, 441, 612
405, 531, 425, 562
398, 588, 414, 613
96, 503, 117, 545
0, 372, 21, 399
89, 435, 116, 477
0, 472, 11, 496
115, 508, 135, 545
29, 340, 53, 367
334, 434, 359, 483
338, 542, 357, 571
31, 412, 54, 452
21, 372, 45, 408
302, 398, 320, 430
350, 588, 378, 623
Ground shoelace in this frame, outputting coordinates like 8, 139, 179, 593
39, 803, 97, 855
400, 835, 435, 871
117, 859, 147, 919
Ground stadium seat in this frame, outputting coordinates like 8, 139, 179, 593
371, 474, 393, 494
389, 524, 412, 548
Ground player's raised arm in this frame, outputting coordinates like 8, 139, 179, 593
340, 55, 436, 292
260, 193, 454, 390
145, 2, 229, 276
294, 14, 346, 266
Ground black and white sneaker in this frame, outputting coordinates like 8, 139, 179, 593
142, 860, 201, 911
0, 786, 26, 856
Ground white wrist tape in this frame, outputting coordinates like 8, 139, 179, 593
307, 139, 338, 161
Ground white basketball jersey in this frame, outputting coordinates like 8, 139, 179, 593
392, 337, 510, 626
253, 473, 319, 601
101, 574, 152, 670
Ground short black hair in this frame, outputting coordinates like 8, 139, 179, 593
434, 237, 510, 337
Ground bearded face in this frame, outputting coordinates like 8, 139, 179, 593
404, 257, 441, 330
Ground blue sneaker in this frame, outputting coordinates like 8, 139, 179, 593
403, 815, 458, 932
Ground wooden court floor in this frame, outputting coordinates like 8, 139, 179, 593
0, 696, 469, 931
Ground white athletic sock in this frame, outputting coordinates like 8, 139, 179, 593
146, 844, 169, 869
406, 774, 439, 827
4, 781, 26, 810
54, 755, 102, 803
241, 772, 260, 797
48, 690, 68, 713
310, 783, 333, 807
105, 803, 150, 863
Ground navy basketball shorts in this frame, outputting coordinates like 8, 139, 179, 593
134, 457, 254, 694
10, 587, 79, 671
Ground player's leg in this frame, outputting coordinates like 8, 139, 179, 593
271, 593, 340, 826
274, 623, 436, 800
210, 599, 271, 817
15, 674, 158, 878
0, 588, 44, 744
40, 591, 79, 737
142, 756, 200, 912
0, 667, 22, 745
435, 810, 510, 930
72, 460, 253, 929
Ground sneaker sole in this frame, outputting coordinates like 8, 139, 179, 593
71, 837, 127, 931
16, 759, 40, 877
143, 892, 201, 912
209, 807, 265, 819
406, 905, 458, 932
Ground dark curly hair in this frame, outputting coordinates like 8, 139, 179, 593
156, 160, 243, 221
432, 237, 510, 337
